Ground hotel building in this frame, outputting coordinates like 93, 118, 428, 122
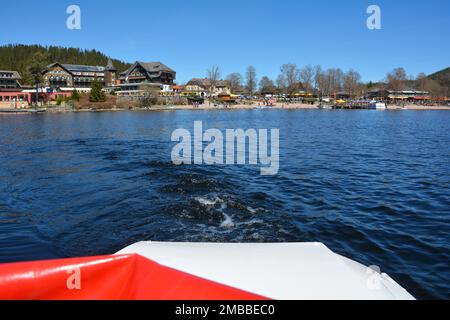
42, 59, 118, 92
116, 61, 176, 98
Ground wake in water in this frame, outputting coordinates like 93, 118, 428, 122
194, 196, 265, 229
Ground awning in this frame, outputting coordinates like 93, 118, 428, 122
388, 96, 408, 100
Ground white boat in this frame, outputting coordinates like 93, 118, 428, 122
369, 100, 387, 110
318, 105, 333, 110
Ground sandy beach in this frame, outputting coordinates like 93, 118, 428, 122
389, 105, 450, 111
153, 103, 450, 112
166, 102, 318, 111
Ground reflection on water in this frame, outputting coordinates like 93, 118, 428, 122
0, 110, 449, 299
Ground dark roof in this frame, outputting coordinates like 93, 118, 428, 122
138, 61, 174, 73
120, 61, 176, 79
186, 78, 208, 87
106, 58, 116, 71
216, 80, 229, 87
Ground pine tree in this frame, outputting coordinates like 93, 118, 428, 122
56, 95, 63, 106
71, 89, 80, 102
89, 78, 106, 102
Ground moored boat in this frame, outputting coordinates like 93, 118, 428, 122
369, 100, 387, 110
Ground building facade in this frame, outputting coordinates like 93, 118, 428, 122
0, 71, 22, 91
119, 62, 176, 86
185, 78, 230, 97
367, 89, 431, 102
42, 59, 118, 90
105, 59, 117, 87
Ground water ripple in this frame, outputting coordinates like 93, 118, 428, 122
0, 110, 449, 299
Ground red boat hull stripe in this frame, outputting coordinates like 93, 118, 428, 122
0, 254, 268, 300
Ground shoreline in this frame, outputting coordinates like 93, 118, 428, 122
74, 103, 450, 112
77, 102, 450, 112
2, 103, 450, 114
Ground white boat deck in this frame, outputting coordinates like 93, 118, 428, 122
117, 242, 415, 300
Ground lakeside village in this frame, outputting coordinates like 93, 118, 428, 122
1, 59, 450, 113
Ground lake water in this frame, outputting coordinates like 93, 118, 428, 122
0, 110, 448, 299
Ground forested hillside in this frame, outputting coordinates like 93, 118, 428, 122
0, 44, 131, 85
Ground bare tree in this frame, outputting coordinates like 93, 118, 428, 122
207, 66, 221, 101
326, 68, 344, 98
279, 63, 299, 95
427, 80, 445, 98
416, 72, 444, 98
259, 76, 276, 95
141, 84, 160, 108
343, 69, 362, 98
386, 67, 407, 91
415, 73, 429, 92
226, 73, 243, 93
245, 66, 257, 97
314, 65, 324, 98
299, 65, 314, 92
276, 74, 286, 94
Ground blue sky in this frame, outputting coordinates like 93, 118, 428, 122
1, 0, 449, 84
